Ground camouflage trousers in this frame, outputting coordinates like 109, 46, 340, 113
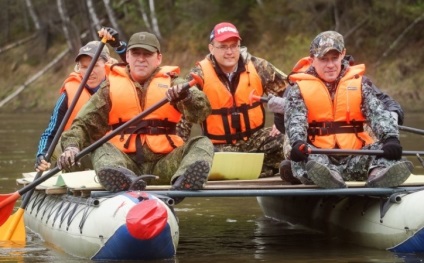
91, 135, 214, 185
213, 127, 286, 177
291, 142, 408, 184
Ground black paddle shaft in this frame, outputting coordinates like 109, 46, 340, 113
399, 125, 424, 136
20, 39, 108, 208
310, 149, 424, 156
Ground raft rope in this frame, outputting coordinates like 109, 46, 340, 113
58, 197, 73, 228
27, 192, 102, 233
79, 198, 104, 234
30, 191, 48, 218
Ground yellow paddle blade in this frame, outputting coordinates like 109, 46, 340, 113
0, 208, 26, 244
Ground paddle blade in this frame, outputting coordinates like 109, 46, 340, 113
0, 192, 20, 226
0, 208, 26, 243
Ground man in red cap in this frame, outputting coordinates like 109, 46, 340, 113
181, 22, 289, 178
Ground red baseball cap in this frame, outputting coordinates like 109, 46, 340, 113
209, 22, 242, 42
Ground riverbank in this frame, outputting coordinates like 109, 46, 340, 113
0, 33, 422, 113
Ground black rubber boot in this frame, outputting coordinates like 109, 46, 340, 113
96, 166, 147, 192
171, 160, 210, 204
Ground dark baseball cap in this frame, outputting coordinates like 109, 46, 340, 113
75, 41, 109, 62
310, 31, 345, 58
127, 32, 160, 53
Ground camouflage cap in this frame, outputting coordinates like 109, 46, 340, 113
310, 31, 345, 58
75, 41, 109, 62
127, 32, 160, 53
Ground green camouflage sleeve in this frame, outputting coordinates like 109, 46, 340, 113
361, 79, 399, 141
61, 82, 112, 150
176, 116, 193, 142
172, 76, 211, 124
186, 65, 205, 86
251, 56, 288, 97
284, 84, 308, 145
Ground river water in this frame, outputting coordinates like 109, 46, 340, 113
0, 112, 424, 263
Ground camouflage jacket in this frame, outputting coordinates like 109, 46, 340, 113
284, 60, 399, 146
61, 65, 211, 150
177, 46, 288, 141
275, 56, 404, 134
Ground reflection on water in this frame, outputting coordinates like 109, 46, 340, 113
0, 112, 424, 262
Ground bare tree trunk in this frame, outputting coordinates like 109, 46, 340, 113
0, 33, 37, 54
344, 17, 369, 40
57, 0, 78, 52
374, 12, 424, 67
0, 47, 70, 108
333, 0, 340, 32
138, 0, 152, 31
148, 0, 162, 38
24, 0, 41, 30
87, 0, 101, 40
0, 0, 9, 44
103, 0, 126, 40
19, 0, 30, 31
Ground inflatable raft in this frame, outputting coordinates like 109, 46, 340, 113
257, 174, 424, 253
17, 171, 179, 261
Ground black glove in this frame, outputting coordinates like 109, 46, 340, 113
273, 113, 285, 133
382, 137, 402, 160
104, 27, 121, 48
166, 83, 190, 103
290, 140, 310, 162
57, 147, 80, 170
35, 154, 46, 170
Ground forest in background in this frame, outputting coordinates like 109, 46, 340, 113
0, 0, 423, 112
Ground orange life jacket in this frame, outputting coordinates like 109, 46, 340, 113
107, 65, 184, 154
60, 65, 111, 130
294, 64, 374, 149
60, 73, 92, 130
291, 57, 311, 73
198, 59, 265, 144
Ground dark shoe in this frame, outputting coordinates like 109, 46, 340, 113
279, 160, 301, 184
306, 160, 347, 189
366, 161, 413, 188
97, 166, 147, 192
171, 160, 210, 204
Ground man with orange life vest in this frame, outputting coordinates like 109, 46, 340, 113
35, 41, 117, 172
57, 31, 213, 196
271, 54, 405, 184
284, 31, 412, 188
182, 22, 288, 177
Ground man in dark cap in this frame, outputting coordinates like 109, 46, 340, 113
284, 31, 412, 188
35, 41, 112, 172
57, 31, 213, 199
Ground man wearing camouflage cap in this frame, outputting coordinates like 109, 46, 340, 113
57, 31, 213, 201
283, 30, 412, 188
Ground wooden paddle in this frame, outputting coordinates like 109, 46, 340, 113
0, 73, 202, 228
0, 37, 109, 243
